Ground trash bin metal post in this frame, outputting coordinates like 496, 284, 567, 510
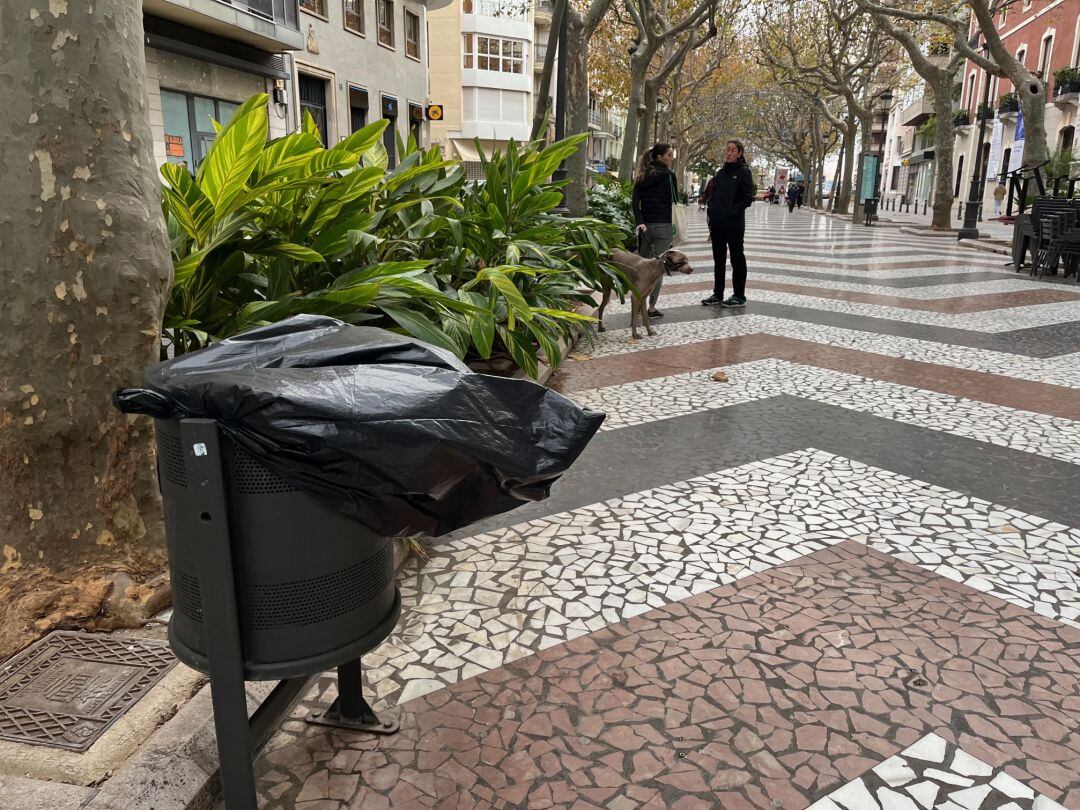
179, 418, 257, 810
306, 657, 400, 734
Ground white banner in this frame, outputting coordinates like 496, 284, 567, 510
1008, 139, 1025, 173
986, 118, 1004, 181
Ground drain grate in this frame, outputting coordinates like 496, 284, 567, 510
0, 631, 176, 751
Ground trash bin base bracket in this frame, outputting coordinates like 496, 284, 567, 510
305, 657, 401, 734
306, 700, 401, 734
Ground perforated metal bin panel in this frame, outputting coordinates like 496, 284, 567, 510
154, 419, 400, 680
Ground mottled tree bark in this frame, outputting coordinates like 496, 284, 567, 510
929, 81, 957, 230
564, 12, 590, 215
836, 112, 857, 215
0, 0, 173, 657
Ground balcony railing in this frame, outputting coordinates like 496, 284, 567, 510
463, 0, 528, 21
216, 0, 295, 26
151, 0, 303, 48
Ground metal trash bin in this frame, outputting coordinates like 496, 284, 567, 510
155, 418, 400, 681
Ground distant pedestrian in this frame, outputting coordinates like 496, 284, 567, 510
993, 181, 1006, 216
796, 183, 805, 209
786, 184, 798, 212
631, 143, 679, 319
702, 139, 756, 309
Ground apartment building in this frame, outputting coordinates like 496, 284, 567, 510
292, 0, 428, 167
428, 0, 552, 178
955, 0, 1080, 212
586, 93, 624, 176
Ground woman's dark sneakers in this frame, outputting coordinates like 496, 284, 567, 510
701, 295, 724, 306
648, 309, 664, 318
721, 296, 747, 308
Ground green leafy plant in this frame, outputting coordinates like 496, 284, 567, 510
160, 94, 472, 356
997, 91, 1018, 112
952, 110, 970, 127
159, 94, 627, 379
587, 180, 636, 248
1054, 66, 1080, 94
430, 137, 627, 377
916, 115, 936, 141
1045, 148, 1076, 182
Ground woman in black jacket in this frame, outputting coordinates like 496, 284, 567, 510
702, 140, 755, 308
631, 143, 678, 318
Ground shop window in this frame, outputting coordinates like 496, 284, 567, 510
350, 85, 369, 133
161, 90, 242, 170
299, 73, 330, 146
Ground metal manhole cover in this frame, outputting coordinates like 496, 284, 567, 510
0, 631, 176, 751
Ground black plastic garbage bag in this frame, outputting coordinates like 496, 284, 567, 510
115, 315, 604, 538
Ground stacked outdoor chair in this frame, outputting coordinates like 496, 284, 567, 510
1032, 205, 1080, 280
1015, 196, 1077, 273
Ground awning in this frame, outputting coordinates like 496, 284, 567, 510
451, 140, 482, 162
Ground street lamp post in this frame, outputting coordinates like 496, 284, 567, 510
876, 90, 893, 201
959, 44, 992, 240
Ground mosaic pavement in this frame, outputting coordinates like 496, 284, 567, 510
252, 205, 1080, 808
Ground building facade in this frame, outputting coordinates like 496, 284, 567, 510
292, 0, 429, 167
586, 93, 624, 177
145, 0, 303, 170
955, 0, 1080, 214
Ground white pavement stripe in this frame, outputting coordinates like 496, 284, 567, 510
584, 313, 1080, 388
658, 273, 1052, 298
607, 288, 1080, 332
570, 358, 1080, 466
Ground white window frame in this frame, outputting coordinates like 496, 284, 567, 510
462, 34, 526, 74
1037, 30, 1055, 77
299, 0, 329, 19
343, 0, 364, 36
404, 8, 421, 60
377, 0, 395, 49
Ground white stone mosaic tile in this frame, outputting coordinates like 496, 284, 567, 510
583, 314, 1080, 389
569, 358, 1080, 466
360, 450, 1079, 709
607, 287, 1080, 332
807, 732, 1068, 810
660, 272, 1055, 299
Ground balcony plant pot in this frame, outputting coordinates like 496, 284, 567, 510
155, 418, 401, 681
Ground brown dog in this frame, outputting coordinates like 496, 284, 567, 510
597, 248, 694, 338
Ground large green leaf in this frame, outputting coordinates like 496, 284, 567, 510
333, 260, 432, 288
363, 141, 389, 171
196, 96, 269, 214
381, 306, 463, 356
332, 119, 389, 157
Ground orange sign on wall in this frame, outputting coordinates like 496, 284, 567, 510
165, 134, 185, 157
